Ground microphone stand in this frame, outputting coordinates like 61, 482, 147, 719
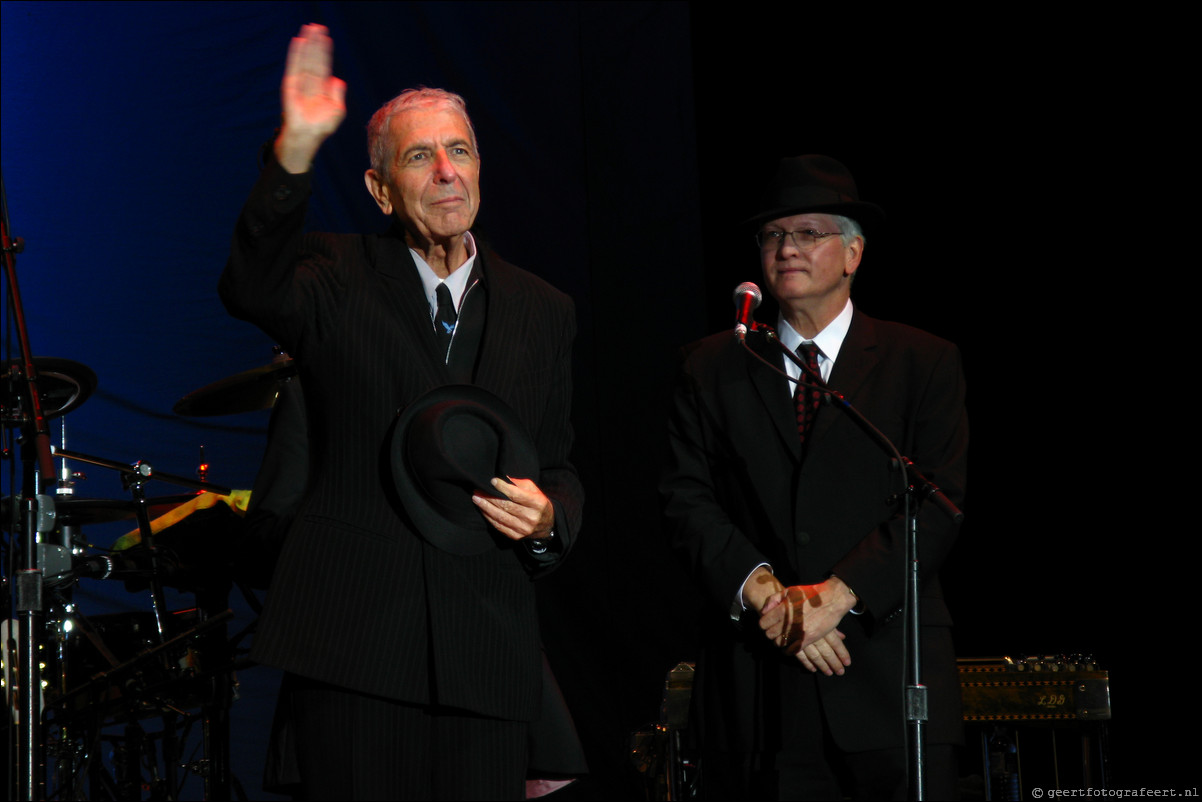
748, 324, 963, 801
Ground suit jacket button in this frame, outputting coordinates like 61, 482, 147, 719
796, 530, 810, 545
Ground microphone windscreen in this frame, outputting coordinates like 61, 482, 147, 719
732, 282, 762, 308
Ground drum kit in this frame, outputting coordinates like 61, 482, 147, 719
2, 351, 295, 801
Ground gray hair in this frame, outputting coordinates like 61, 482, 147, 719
827, 214, 865, 285
828, 214, 865, 248
367, 87, 479, 178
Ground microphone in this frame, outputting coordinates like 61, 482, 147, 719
733, 282, 762, 342
46, 548, 175, 585
45, 554, 123, 585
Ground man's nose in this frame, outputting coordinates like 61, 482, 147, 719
433, 149, 457, 182
777, 231, 803, 256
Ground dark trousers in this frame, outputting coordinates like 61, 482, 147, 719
701, 670, 959, 801
276, 673, 528, 801
703, 743, 959, 801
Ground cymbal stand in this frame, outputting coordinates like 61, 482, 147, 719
127, 465, 171, 644
40, 447, 235, 798
3, 164, 60, 801
49, 447, 232, 646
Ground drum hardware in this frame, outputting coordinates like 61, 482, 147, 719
2, 176, 248, 801
2, 343, 273, 798
11, 440, 244, 800
48, 447, 233, 498
4, 187, 70, 800
0, 357, 97, 426
46, 609, 234, 723
3, 494, 201, 530
40, 448, 227, 650
34, 606, 238, 801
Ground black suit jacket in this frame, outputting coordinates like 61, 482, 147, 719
660, 309, 967, 753
219, 162, 582, 723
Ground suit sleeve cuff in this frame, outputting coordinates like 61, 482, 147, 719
731, 562, 773, 621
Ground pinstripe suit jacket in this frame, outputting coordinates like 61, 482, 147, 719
660, 310, 967, 753
219, 162, 582, 722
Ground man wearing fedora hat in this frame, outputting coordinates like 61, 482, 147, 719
219, 25, 584, 799
661, 154, 968, 799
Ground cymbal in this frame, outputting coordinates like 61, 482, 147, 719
1, 357, 97, 426
55, 495, 199, 526
0, 494, 199, 529
173, 357, 296, 417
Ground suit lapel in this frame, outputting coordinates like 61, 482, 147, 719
371, 232, 453, 384
470, 250, 518, 395
747, 333, 803, 464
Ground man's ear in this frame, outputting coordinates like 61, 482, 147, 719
843, 236, 864, 277
363, 169, 393, 215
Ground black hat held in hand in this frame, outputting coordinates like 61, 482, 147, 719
392, 385, 540, 555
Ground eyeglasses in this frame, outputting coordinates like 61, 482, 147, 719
755, 229, 842, 251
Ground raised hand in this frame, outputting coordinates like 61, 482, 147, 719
276, 23, 347, 174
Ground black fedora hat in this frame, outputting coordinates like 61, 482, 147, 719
746, 154, 885, 233
391, 385, 540, 555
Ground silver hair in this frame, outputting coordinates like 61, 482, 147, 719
827, 213, 865, 285
367, 87, 479, 177
828, 214, 865, 248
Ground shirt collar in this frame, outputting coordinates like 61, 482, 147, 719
778, 299, 853, 358
776, 299, 854, 381
412, 232, 477, 318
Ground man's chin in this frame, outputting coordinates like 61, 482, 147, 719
404, 217, 476, 245
431, 211, 477, 237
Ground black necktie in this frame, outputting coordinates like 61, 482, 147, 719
434, 283, 458, 363
794, 343, 824, 456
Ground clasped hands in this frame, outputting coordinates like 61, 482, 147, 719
744, 567, 855, 676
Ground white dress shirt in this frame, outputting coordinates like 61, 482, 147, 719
732, 299, 856, 619
412, 232, 478, 321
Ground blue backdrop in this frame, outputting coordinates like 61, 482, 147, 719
4, 2, 702, 796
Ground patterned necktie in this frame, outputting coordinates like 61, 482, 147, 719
794, 343, 824, 455
434, 282, 458, 363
